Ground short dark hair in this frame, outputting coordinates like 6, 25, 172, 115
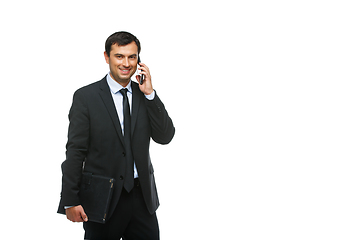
105, 31, 141, 57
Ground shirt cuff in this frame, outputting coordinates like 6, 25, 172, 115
145, 90, 155, 100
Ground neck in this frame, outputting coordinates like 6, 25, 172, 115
110, 73, 130, 87
118, 80, 131, 88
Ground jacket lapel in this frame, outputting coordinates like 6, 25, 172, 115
98, 77, 126, 147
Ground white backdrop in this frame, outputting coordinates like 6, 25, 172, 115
1, 0, 359, 239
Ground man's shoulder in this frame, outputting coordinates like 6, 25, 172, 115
77, 77, 105, 91
74, 76, 107, 95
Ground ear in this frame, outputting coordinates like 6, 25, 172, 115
104, 51, 110, 64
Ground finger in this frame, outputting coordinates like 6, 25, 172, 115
81, 214, 89, 222
75, 218, 83, 222
66, 212, 74, 222
138, 67, 147, 73
81, 211, 88, 222
68, 216, 78, 222
68, 212, 83, 222
138, 71, 148, 81
138, 64, 149, 72
138, 62, 147, 68
73, 214, 84, 222
137, 74, 146, 82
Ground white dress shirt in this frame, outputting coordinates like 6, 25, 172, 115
106, 73, 155, 179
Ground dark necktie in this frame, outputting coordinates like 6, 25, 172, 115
120, 88, 134, 192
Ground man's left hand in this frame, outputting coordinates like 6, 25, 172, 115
136, 62, 154, 95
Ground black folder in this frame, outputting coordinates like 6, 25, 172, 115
79, 172, 115, 224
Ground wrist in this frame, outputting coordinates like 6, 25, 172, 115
144, 89, 154, 96
145, 90, 155, 100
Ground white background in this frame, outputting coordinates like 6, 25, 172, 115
1, 0, 359, 239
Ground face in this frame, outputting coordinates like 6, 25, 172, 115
104, 41, 138, 86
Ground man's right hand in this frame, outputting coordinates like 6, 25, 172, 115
65, 205, 88, 222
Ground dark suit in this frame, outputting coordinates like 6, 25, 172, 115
57, 76, 175, 233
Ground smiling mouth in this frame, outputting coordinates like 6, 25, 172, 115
120, 69, 131, 74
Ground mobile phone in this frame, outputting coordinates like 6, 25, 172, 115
138, 56, 144, 85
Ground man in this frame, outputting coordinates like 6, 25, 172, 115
57, 31, 175, 240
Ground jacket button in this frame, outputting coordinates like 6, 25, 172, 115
122, 152, 126, 157
119, 176, 124, 180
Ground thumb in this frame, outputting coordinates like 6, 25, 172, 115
80, 208, 88, 222
135, 74, 140, 82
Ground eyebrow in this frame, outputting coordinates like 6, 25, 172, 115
113, 53, 137, 57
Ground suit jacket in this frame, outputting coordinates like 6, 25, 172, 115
57, 76, 175, 220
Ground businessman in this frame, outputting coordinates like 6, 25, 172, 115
57, 31, 175, 240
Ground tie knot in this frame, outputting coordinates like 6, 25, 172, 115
120, 88, 128, 96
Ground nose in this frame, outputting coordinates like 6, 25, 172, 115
123, 57, 130, 67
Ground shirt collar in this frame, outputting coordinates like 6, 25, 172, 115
106, 73, 132, 94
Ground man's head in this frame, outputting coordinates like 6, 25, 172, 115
104, 31, 141, 86
105, 31, 141, 58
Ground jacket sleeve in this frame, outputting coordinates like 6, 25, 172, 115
58, 89, 89, 214
145, 91, 175, 144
